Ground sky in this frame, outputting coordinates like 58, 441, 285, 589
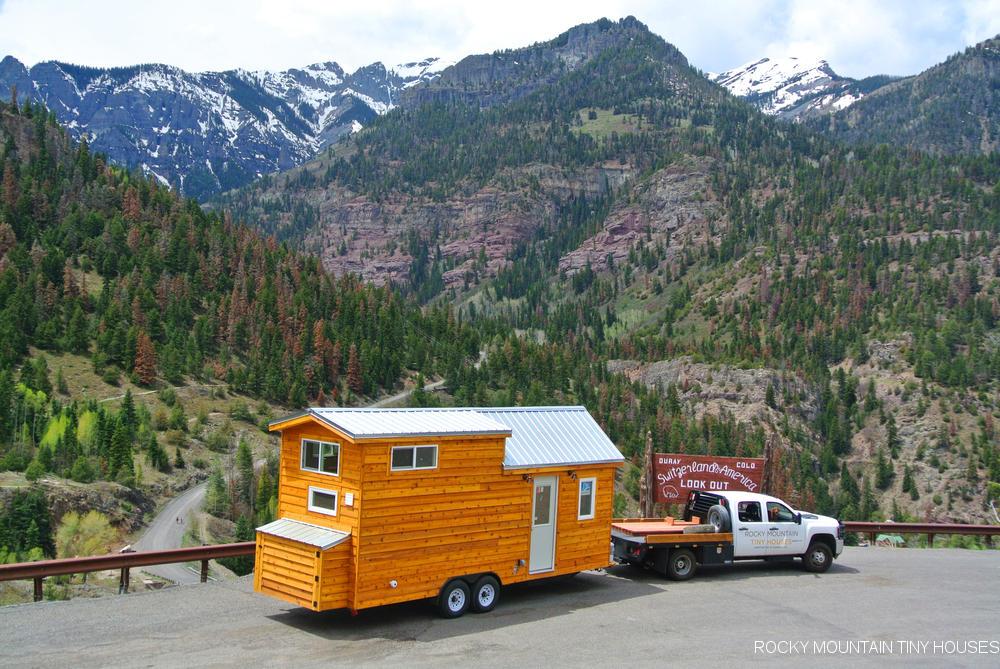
1, 0, 999, 80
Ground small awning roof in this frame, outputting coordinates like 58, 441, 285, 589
256, 518, 350, 550
270, 407, 512, 440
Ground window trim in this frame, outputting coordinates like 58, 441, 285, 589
577, 477, 597, 521
300, 438, 341, 477
307, 486, 338, 517
389, 444, 438, 471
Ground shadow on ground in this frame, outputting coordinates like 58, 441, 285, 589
267, 569, 663, 642
266, 557, 861, 642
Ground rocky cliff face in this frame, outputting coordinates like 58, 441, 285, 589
0, 56, 451, 199
298, 162, 631, 286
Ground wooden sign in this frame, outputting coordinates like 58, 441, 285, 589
653, 454, 765, 504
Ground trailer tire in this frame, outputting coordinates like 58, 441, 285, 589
471, 575, 500, 613
666, 548, 696, 581
438, 579, 471, 618
802, 542, 833, 573
707, 505, 731, 533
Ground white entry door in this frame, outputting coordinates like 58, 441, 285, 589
529, 476, 558, 573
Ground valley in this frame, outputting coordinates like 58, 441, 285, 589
2, 14, 1000, 607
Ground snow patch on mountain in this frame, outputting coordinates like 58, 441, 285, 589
710, 57, 861, 118
1, 55, 451, 199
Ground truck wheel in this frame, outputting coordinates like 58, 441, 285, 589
666, 549, 696, 581
707, 505, 731, 533
471, 575, 500, 613
438, 579, 471, 618
802, 542, 833, 573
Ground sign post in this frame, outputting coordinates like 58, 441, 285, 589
653, 454, 765, 504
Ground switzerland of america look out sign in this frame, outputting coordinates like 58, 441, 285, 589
654, 454, 765, 504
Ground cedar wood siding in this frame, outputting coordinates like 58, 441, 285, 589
274, 423, 361, 610
263, 416, 619, 612
353, 437, 617, 610
255, 532, 320, 609
354, 434, 525, 609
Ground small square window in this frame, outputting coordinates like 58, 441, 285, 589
578, 478, 596, 520
307, 487, 338, 516
302, 439, 340, 476
390, 445, 438, 471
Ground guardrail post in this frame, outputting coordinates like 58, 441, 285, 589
201, 559, 209, 583
33, 577, 43, 602
927, 533, 934, 548
119, 567, 130, 594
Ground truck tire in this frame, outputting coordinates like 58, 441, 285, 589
802, 542, 833, 573
707, 505, 731, 533
666, 548, 696, 581
438, 579, 471, 618
470, 575, 500, 613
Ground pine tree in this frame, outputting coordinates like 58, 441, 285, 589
886, 413, 899, 459
119, 389, 137, 442
65, 306, 89, 355
108, 418, 132, 481
347, 343, 363, 395
134, 331, 157, 386
256, 469, 274, 523
235, 439, 254, 511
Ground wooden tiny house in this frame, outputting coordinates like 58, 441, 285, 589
255, 406, 624, 617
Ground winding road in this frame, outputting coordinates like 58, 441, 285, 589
132, 483, 207, 585
129, 377, 445, 584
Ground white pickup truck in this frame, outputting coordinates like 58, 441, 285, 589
611, 489, 845, 580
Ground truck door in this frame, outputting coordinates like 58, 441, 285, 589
732, 501, 770, 558
764, 501, 805, 555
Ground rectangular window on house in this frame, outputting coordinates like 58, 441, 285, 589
578, 478, 596, 520
390, 445, 438, 471
307, 487, 338, 516
301, 439, 340, 476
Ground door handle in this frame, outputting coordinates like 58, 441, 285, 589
769, 527, 779, 531
738, 527, 747, 531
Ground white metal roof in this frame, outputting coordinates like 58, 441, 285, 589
476, 406, 625, 470
270, 405, 623, 469
256, 518, 350, 550
286, 407, 513, 440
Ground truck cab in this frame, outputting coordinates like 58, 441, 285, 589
689, 490, 844, 567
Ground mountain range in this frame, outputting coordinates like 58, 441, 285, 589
2, 14, 1000, 542
0, 55, 452, 199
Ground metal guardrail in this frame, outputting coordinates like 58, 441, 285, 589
2, 522, 998, 604
842, 521, 1000, 547
0, 542, 256, 602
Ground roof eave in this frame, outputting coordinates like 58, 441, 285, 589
503, 458, 625, 470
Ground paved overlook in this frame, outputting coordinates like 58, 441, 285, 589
2, 548, 998, 668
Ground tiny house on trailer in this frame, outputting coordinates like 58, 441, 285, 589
255, 406, 624, 617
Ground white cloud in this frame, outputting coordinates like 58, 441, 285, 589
0, 0, 996, 79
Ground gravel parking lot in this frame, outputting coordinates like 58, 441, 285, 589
2, 547, 998, 668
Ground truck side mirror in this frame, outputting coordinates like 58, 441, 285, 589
795, 513, 802, 525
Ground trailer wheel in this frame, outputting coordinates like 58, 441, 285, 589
802, 542, 832, 573
707, 505, 730, 533
666, 548, 696, 581
438, 579, 471, 618
471, 575, 500, 613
